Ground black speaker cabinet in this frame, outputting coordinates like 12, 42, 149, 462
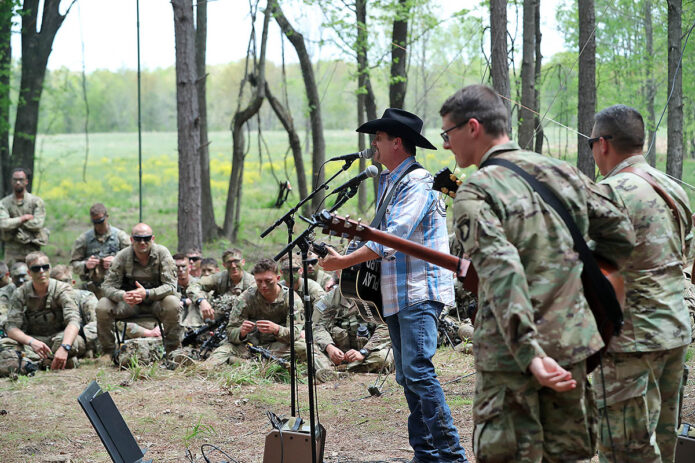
676, 423, 695, 463
263, 423, 326, 463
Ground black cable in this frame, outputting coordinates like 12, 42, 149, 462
200, 443, 240, 463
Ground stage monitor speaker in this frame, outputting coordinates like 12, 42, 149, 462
263, 419, 326, 463
676, 423, 695, 463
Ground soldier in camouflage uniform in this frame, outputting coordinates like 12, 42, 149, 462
95, 223, 182, 355
206, 258, 305, 366
186, 248, 203, 278
200, 257, 219, 277
589, 105, 692, 463
306, 251, 335, 291
684, 265, 695, 343
69, 203, 130, 299
1, 252, 86, 372
187, 248, 255, 322
0, 261, 9, 289
312, 287, 393, 374
279, 253, 325, 308
441, 85, 636, 462
172, 253, 203, 327
0, 168, 49, 264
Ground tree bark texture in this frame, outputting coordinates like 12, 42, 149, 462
356, 0, 369, 211
577, 0, 596, 180
643, 0, 656, 166
490, 0, 512, 135
172, 0, 202, 252
264, 82, 309, 216
0, 2, 12, 195
518, 0, 536, 150
223, 6, 271, 240
533, 0, 544, 154
12, 0, 72, 190
196, 0, 218, 241
271, 1, 326, 211
389, 0, 409, 109
666, 0, 683, 179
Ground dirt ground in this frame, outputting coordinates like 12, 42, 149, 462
0, 348, 694, 463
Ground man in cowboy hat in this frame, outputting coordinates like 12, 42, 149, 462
321, 108, 467, 463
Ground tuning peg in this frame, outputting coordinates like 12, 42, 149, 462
356, 218, 364, 232
442, 187, 449, 194
344, 214, 352, 229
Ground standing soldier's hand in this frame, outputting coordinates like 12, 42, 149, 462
85, 255, 100, 270
101, 255, 115, 269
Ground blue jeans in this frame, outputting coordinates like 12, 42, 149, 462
385, 300, 468, 463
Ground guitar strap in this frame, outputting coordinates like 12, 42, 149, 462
370, 161, 423, 228
480, 156, 624, 351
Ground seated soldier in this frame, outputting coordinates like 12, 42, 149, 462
186, 248, 203, 278
0, 260, 9, 289
200, 257, 219, 277
279, 253, 325, 308
0, 261, 23, 330
173, 253, 204, 327
1, 252, 86, 370
187, 248, 255, 321
95, 223, 182, 355
306, 250, 336, 291
312, 287, 393, 374
206, 258, 305, 366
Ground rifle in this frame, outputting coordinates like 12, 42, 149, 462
182, 317, 225, 347
247, 343, 289, 367
198, 317, 229, 359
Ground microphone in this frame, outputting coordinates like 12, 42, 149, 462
332, 165, 379, 193
328, 148, 374, 162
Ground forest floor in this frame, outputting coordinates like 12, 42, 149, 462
2, 347, 695, 463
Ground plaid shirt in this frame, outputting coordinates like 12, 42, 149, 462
365, 156, 455, 316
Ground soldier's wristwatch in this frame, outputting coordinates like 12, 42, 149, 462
61, 343, 72, 352
359, 348, 369, 358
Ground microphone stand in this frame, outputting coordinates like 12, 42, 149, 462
274, 185, 360, 463
260, 159, 356, 419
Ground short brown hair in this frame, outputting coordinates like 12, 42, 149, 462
593, 105, 645, 154
252, 258, 278, 275
89, 203, 107, 216
172, 253, 187, 261
25, 251, 48, 267
50, 264, 72, 282
222, 248, 243, 262
440, 84, 509, 137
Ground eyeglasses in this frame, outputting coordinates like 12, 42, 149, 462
440, 119, 470, 143
29, 264, 50, 273
587, 135, 613, 149
187, 256, 201, 262
305, 259, 318, 266
91, 216, 106, 224
283, 267, 301, 273
224, 259, 241, 267
132, 235, 153, 242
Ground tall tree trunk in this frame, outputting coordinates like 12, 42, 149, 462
172, 0, 202, 252
265, 81, 309, 215
490, 0, 512, 135
196, 0, 218, 240
271, 1, 326, 211
533, 0, 544, 154
356, 0, 369, 211
643, 0, 656, 166
12, 0, 73, 190
518, 0, 536, 150
223, 7, 271, 240
389, 0, 409, 109
666, 0, 683, 179
0, 2, 12, 196
577, 0, 596, 180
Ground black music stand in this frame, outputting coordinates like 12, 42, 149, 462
78, 380, 152, 463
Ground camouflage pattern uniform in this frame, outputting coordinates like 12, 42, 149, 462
0, 281, 15, 332
0, 192, 49, 264
592, 155, 692, 463
312, 287, 393, 373
310, 268, 335, 291
206, 285, 305, 365
294, 277, 326, 309
187, 269, 255, 320
0, 278, 86, 372
96, 244, 181, 354
74, 289, 99, 354
683, 266, 695, 343
177, 278, 203, 327
70, 225, 130, 298
453, 142, 635, 462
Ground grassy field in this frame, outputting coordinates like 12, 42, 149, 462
30, 128, 695, 266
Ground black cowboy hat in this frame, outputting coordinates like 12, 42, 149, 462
356, 108, 437, 150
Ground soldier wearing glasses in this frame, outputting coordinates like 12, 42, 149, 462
186, 248, 203, 278
186, 248, 255, 321
1, 251, 85, 370
95, 223, 182, 355
69, 203, 130, 298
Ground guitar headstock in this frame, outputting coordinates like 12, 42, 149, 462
315, 210, 369, 242
432, 167, 462, 199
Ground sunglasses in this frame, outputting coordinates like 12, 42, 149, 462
188, 256, 202, 262
92, 216, 107, 224
132, 235, 153, 242
587, 135, 613, 149
29, 264, 50, 273
306, 259, 318, 265
224, 259, 241, 266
